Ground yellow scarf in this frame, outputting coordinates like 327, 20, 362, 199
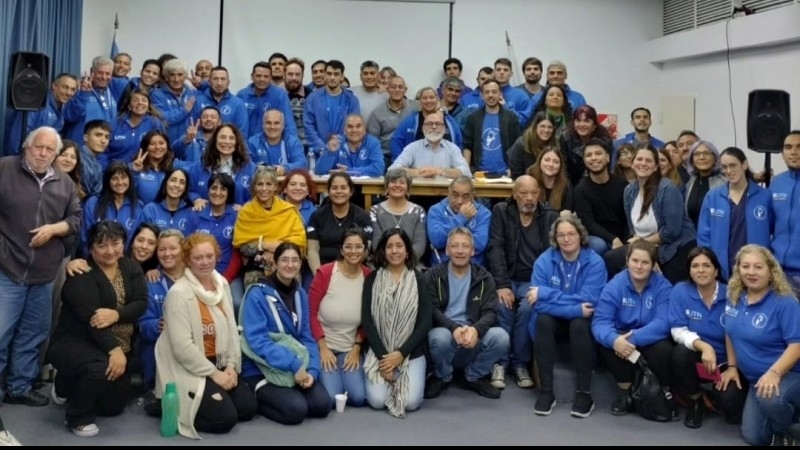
233, 196, 307, 252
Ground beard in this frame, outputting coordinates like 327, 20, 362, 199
424, 130, 445, 142
285, 79, 301, 92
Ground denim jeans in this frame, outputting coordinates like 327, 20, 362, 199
319, 351, 366, 408
587, 236, 611, 256
230, 277, 245, 316
740, 371, 800, 445
496, 280, 533, 370
0, 270, 53, 397
428, 327, 509, 382
366, 356, 426, 412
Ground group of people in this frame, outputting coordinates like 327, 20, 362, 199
0, 47, 798, 447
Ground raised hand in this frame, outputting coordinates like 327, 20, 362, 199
185, 117, 199, 143
132, 148, 148, 172
184, 95, 196, 113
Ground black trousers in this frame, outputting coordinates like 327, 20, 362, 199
54, 360, 130, 428
247, 376, 330, 425
192, 374, 257, 434
602, 338, 674, 388
534, 315, 594, 393
671, 345, 748, 424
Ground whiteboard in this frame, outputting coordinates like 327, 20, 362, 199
220, 0, 451, 93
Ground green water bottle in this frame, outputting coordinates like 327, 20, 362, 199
160, 382, 179, 437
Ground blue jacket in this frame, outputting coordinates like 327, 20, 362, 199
426, 197, 491, 266
236, 83, 297, 139
133, 167, 166, 205
458, 91, 484, 115
314, 134, 384, 177
389, 112, 462, 161
195, 205, 238, 273
697, 181, 772, 279
105, 114, 165, 166
79, 146, 104, 198
196, 90, 250, 137
62, 88, 117, 143
302, 88, 360, 156
770, 170, 800, 273
529, 247, 606, 338
499, 84, 532, 126
81, 196, 144, 256
185, 160, 257, 206
592, 269, 673, 349
668, 281, 728, 362
171, 134, 208, 163
246, 133, 306, 170
150, 85, 200, 143
240, 281, 321, 381
141, 200, 197, 234
138, 271, 175, 384
624, 178, 696, 264
4, 93, 66, 155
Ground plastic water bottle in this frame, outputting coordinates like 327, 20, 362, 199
307, 150, 316, 174
160, 382, 179, 437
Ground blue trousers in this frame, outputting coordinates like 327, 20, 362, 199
428, 327, 509, 381
496, 280, 532, 370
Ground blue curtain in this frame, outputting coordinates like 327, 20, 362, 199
1, 0, 82, 155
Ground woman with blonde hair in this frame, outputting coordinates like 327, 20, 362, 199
723, 244, 800, 446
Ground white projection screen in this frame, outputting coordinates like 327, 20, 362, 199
221, 0, 452, 94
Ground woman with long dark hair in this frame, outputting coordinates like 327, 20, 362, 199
507, 112, 558, 179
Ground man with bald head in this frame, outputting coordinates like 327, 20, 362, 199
488, 175, 558, 390
0, 127, 82, 407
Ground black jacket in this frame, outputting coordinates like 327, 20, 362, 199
462, 107, 522, 174
425, 263, 498, 337
559, 132, 614, 186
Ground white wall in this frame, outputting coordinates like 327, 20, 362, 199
648, 4, 800, 174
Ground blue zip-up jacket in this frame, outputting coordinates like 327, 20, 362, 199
697, 181, 772, 279
196, 90, 250, 137
426, 197, 491, 266
185, 160, 257, 206
109, 76, 131, 103
62, 88, 118, 143
195, 205, 238, 273
171, 134, 208, 163
236, 83, 297, 139
459, 91, 484, 115
246, 133, 306, 170
81, 195, 144, 256
624, 178, 696, 264
770, 169, 800, 273
79, 146, 104, 198
138, 270, 175, 384
668, 281, 728, 362
389, 112, 463, 162
105, 114, 165, 166
592, 269, 673, 349
314, 134, 384, 177
532, 247, 607, 323
287, 197, 317, 226
133, 167, 166, 205
240, 281, 321, 381
5, 93, 65, 155
303, 88, 360, 156
150, 85, 200, 143
141, 200, 197, 235
498, 84, 531, 126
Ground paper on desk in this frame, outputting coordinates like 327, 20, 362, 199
350, 175, 372, 180
475, 176, 513, 184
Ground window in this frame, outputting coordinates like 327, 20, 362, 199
663, 0, 796, 35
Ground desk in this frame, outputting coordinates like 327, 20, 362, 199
311, 176, 514, 209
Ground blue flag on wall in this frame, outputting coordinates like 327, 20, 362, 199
110, 14, 119, 58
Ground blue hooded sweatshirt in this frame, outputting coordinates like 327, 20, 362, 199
246, 133, 306, 170
770, 170, 800, 273
314, 134, 385, 177
667, 281, 728, 362
302, 88, 360, 157
195, 205, 238, 273
426, 197, 491, 266
236, 83, 297, 139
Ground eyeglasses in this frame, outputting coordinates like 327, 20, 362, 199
556, 232, 579, 240
423, 122, 445, 128
693, 151, 713, 158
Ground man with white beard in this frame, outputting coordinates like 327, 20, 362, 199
387, 110, 471, 178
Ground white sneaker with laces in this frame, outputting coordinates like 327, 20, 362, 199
70, 423, 99, 438
50, 384, 66, 406
490, 364, 506, 390
0, 430, 22, 446
514, 367, 534, 388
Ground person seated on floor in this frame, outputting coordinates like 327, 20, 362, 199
723, 244, 800, 447
308, 228, 372, 409
423, 227, 509, 400
48, 221, 147, 438
592, 239, 675, 418
362, 229, 432, 418
387, 110, 471, 179
668, 247, 746, 429
426, 176, 491, 266
154, 233, 256, 439
240, 242, 331, 425
314, 114, 384, 177
530, 215, 606, 418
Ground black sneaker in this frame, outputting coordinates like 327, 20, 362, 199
461, 379, 501, 399
533, 391, 556, 416
423, 377, 448, 399
770, 433, 795, 447
4, 390, 50, 407
571, 392, 595, 418
610, 389, 632, 416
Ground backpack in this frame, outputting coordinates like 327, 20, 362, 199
631, 358, 676, 422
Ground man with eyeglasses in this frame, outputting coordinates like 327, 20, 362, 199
0, 127, 82, 407
423, 227, 509, 400
367, 75, 419, 169
387, 110, 470, 179
462, 79, 521, 177
427, 177, 492, 266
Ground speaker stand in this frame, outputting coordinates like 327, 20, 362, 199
763, 152, 772, 188
17, 111, 29, 155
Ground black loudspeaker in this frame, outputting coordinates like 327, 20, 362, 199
7, 52, 50, 111
747, 89, 790, 153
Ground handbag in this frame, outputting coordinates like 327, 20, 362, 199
631, 357, 676, 422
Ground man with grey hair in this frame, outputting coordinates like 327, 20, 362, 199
531, 60, 587, 110
350, 60, 387, 124
0, 127, 82, 407
439, 77, 468, 126
367, 75, 418, 169
63, 56, 116, 143
151, 59, 200, 143
427, 176, 492, 266
387, 110, 471, 178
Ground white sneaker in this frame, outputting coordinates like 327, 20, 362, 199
514, 367, 534, 388
0, 430, 22, 446
50, 384, 66, 406
490, 363, 506, 390
70, 423, 99, 438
